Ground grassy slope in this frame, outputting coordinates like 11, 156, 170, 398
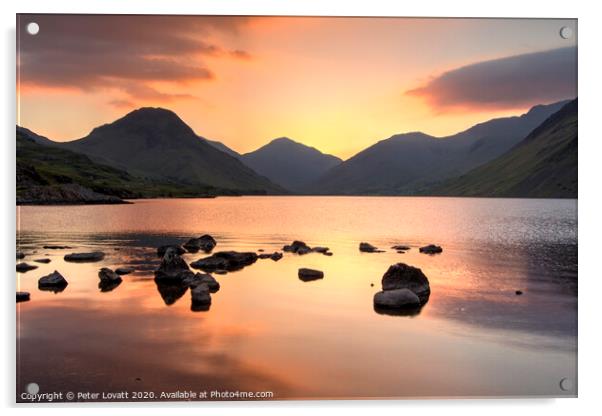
16, 130, 237, 199
430, 100, 577, 198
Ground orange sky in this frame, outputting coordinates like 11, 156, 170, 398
17, 16, 577, 159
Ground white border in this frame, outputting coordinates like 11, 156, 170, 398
2, 1, 601, 415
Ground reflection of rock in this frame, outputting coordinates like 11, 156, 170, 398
38, 270, 68, 292
381, 263, 430, 303
373, 303, 423, 317
99, 279, 122, 292
359, 242, 383, 253
157, 245, 185, 257
156, 282, 188, 305
374, 288, 421, 309
190, 284, 212, 311
34, 258, 51, 264
98, 267, 122, 283
17, 291, 30, 302
190, 251, 258, 272
155, 247, 190, 281
115, 267, 135, 275
64, 251, 105, 262
16, 262, 38, 272
183, 235, 217, 253
419, 244, 443, 254
298, 268, 324, 281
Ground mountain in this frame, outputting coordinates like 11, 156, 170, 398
429, 99, 577, 198
240, 137, 342, 191
61, 108, 283, 194
308, 100, 571, 195
203, 138, 240, 158
16, 128, 237, 204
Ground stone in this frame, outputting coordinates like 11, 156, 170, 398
64, 251, 105, 262
38, 270, 68, 289
34, 258, 51, 264
155, 247, 190, 280
98, 267, 122, 283
419, 244, 443, 254
190, 284, 212, 310
16, 263, 38, 273
183, 235, 217, 253
17, 291, 30, 302
359, 242, 382, 253
298, 268, 324, 281
374, 288, 421, 309
182, 272, 220, 292
16, 251, 25, 259
312, 246, 330, 254
115, 267, 135, 275
190, 251, 258, 272
381, 263, 430, 303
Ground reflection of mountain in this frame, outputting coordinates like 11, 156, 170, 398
307, 100, 570, 195
240, 138, 342, 192
62, 108, 284, 194
431, 99, 577, 198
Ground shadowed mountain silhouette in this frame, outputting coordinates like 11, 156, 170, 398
61, 108, 283, 193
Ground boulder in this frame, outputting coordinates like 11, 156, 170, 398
298, 268, 324, 281
17, 291, 30, 302
98, 267, 122, 283
374, 288, 421, 309
183, 235, 217, 253
190, 251, 258, 272
38, 270, 68, 289
359, 242, 382, 253
155, 247, 190, 280
64, 251, 105, 262
157, 245, 186, 257
182, 272, 220, 292
16, 263, 38, 273
34, 258, 51, 264
381, 263, 430, 303
190, 283, 212, 309
419, 244, 443, 254
115, 266, 135, 275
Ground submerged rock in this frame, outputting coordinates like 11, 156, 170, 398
155, 247, 190, 281
190, 251, 258, 272
38, 270, 68, 290
419, 244, 443, 254
34, 258, 51, 264
359, 242, 383, 253
16, 262, 38, 273
115, 266, 135, 275
183, 235, 217, 253
381, 263, 430, 303
17, 291, 30, 302
374, 288, 421, 309
64, 251, 105, 262
98, 267, 122, 283
157, 245, 186, 257
298, 268, 324, 281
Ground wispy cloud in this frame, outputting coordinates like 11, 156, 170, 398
406, 47, 577, 111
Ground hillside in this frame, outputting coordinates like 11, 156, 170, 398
429, 99, 577, 198
308, 100, 570, 195
241, 137, 342, 191
61, 108, 283, 194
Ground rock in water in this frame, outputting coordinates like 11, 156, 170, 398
16, 251, 25, 259
374, 289, 421, 309
190, 284, 212, 311
190, 251, 258, 272
34, 258, 51, 264
157, 245, 186, 257
359, 242, 382, 253
17, 291, 30, 302
115, 267, 135, 275
16, 263, 38, 273
64, 251, 105, 262
312, 246, 330, 254
155, 247, 190, 281
38, 270, 68, 289
183, 235, 217, 253
182, 272, 220, 292
270, 252, 283, 261
98, 267, 122, 283
298, 268, 324, 281
43, 245, 72, 249
419, 244, 443, 254
283, 240, 311, 254
391, 245, 411, 251
381, 263, 430, 303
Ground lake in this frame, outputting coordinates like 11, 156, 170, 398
16, 196, 578, 401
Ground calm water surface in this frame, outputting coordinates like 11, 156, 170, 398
16, 197, 578, 400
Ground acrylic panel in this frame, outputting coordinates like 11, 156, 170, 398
16, 14, 577, 402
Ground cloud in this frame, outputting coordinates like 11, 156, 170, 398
18, 14, 252, 102
406, 47, 577, 111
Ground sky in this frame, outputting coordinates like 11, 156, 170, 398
17, 15, 577, 159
